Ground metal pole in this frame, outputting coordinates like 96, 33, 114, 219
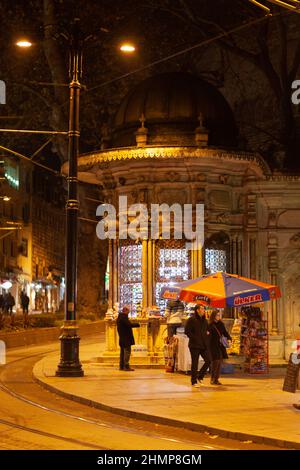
56, 19, 83, 377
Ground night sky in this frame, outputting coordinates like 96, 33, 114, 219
0, 0, 300, 169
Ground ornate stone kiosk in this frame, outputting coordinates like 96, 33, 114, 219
63, 72, 300, 362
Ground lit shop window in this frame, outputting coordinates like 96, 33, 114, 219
118, 242, 142, 317
155, 241, 191, 314
4, 158, 19, 189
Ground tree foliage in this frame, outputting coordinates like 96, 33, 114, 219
0, 0, 300, 168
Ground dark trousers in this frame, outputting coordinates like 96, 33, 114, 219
120, 346, 131, 370
189, 347, 211, 384
167, 324, 181, 337
211, 359, 222, 382
22, 306, 29, 314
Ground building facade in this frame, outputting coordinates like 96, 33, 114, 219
68, 72, 300, 359
0, 157, 65, 313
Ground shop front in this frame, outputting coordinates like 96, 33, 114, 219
30, 275, 63, 314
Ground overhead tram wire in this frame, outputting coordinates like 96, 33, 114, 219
85, 10, 284, 95
0, 145, 59, 175
0, 9, 286, 178
47, 8, 284, 114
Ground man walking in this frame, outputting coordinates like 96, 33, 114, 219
185, 304, 211, 388
117, 306, 140, 371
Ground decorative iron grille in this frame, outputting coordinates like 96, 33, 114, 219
155, 240, 191, 314
205, 248, 227, 274
119, 242, 142, 316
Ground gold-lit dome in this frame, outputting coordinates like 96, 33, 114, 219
112, 72, 238, 148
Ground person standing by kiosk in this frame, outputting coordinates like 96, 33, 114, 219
185, 305, 211, 388
117, 306, 140, 371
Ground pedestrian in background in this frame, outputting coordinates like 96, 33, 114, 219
165, 299, 184, 337
4, 292, 15, 315
208, 310, 232, 385
21, 293, 30, 328
0, 294, 4, 329
21, 292, 29, 314
4, 292, 15, 326
185, 304, 211, 388
117, 305, 140, 371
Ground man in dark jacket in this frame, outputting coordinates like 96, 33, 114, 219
185, 304, 211, 387
117, 306, 140, 371
21, 292, 30, 328
21, 292, 30, 314
4, 292, 15, 315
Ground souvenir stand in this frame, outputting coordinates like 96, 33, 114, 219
240, 305, 269, 374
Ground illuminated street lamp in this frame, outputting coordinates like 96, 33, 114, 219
15, 25, 136, 378
119, 43, 136, 53
16, 40, 33, 48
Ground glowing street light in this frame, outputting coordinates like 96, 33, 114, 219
13, 25, 137, 378
119, 43, 136, 53
0, 196, 11, 201
16, 40, 33, 48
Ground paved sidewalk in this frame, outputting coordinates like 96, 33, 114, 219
33, 342, 300, 449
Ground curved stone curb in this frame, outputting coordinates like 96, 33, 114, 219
0, 320, 105, 349
32, 357, 299, 450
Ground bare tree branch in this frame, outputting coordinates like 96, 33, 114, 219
277, 14, 288, 89
289, 41, 300, 82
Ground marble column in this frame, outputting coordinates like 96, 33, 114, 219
249, 238, 256, 279
108, 239, 113, 309
142, 239, 148, 309
152, 240, 156, 305
271, 272, 279, 335
268, 234, 279, 335
112, 240, 119, 306
147, 239, 154, 307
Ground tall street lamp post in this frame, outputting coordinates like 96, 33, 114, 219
56, 18, 84, 377
13, 26, 136, 377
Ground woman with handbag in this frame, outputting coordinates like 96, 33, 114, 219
208, 310, 232, 385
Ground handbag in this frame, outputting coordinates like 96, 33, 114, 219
213, 324, 229, 348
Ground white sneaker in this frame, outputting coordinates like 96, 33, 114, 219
192, 383, 201, 388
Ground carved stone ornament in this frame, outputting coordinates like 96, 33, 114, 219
196, 173, 206, 182
216, 212, 230, 224
290, 232, 300, 248
268, 212, 277, 227
167, 171, 178, 182
74, 147, 270, 176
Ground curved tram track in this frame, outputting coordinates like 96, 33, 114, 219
0, 338, 280, 450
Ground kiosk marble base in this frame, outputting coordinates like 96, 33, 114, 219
94, 318, 168, 367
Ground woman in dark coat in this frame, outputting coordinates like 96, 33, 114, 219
117, 305, 140, 371
208, 310, 232, 385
